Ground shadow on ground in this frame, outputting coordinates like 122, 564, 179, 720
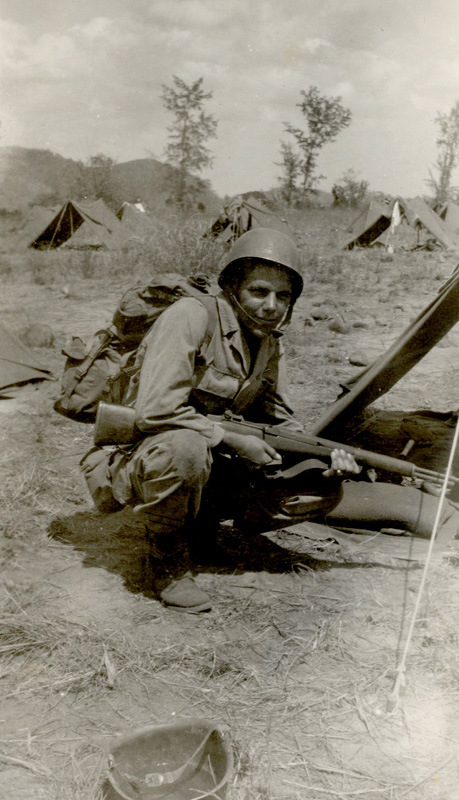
47, 507, 338, 599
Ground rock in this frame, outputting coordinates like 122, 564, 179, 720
328, 314, 351, 334
303, 315, 316, 327
21, 323, 55, 348
348, 350, 370, 367
352, 320, 371, 329
310, 305, 336, 320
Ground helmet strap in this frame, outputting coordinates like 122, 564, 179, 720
223, 289, 292, 334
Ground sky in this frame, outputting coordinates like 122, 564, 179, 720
2, 0, 459, 200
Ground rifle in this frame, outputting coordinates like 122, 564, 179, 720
93, 402, 458, 488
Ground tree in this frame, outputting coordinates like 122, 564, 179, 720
279, 86, 352, 205
76, 153, 115, 202
160, 76, 217, 210
332, 169, 369, 208
277, 142, 301, 206
426, 100, 459, 207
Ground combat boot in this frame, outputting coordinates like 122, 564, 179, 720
144, 520, 212, 613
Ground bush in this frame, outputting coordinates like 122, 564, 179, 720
332, 169, 369, 208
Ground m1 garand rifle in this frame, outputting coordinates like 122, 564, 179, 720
93, 402, 458, 488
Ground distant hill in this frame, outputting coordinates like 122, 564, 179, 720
109, 158, 221, 216
0, 147, 82, 212
0, 146, 222, 217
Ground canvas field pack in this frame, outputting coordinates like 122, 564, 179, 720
53, 272, 217, 423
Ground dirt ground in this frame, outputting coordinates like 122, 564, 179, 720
1, 221, 459, 799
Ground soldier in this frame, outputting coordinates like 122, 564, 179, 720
81, 228, 359, 612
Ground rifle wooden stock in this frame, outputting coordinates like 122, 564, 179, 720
93, 402, 457, 487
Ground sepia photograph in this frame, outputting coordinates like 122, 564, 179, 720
1, 1, 459, 798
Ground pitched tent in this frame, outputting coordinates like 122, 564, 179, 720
205, 195, 293, 244
403, 196, 459, 250
117, 201, 146, 218
116, 202, 154, 237
18, 205, 61, 247
438, 201, 459, 234
29, 199, 131, 250
343, 196, 459, 251
309, 268, 459, 438
343, 199, 393, 249
0, 322, 52, 393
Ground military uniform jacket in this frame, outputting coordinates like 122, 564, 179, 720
124, 293, 302, 447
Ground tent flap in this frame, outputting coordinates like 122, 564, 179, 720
0, 322, 52, 391
310, 271, 459, 437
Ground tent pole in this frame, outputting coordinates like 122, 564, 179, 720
49, 203, 67, 250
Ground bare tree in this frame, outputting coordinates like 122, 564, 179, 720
279, 86, 352, 204
427, 100, 459, 207
160, 76, 217, 210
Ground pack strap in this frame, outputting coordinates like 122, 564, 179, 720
197, 295, 219, 349
63, 327, 118, 396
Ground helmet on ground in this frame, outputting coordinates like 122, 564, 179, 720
218, 227, 303, 301
107, 718, 233, 800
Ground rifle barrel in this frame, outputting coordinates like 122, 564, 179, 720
215, 416, 459, 485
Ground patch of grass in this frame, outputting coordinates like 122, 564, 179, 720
28, 251, 57, 285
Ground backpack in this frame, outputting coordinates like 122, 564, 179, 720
53, 272, 218, 423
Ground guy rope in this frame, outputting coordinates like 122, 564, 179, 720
386, 416, 459, 712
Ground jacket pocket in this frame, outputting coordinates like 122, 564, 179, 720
194, 364, 241, 399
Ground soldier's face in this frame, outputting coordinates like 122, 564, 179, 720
236, 264, 292, 337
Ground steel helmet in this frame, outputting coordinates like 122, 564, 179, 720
218, 227, 304, 301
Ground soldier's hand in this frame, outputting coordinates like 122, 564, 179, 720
322, 448, 361, 478
222, 431, 282, 466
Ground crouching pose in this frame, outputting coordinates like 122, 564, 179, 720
81, 228, 359, 612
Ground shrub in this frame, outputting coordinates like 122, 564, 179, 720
332, 169, 369, 208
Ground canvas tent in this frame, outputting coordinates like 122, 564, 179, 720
309, 268, 459, 438
438, 201, 459, 234
205, 195, 292, 244
18, 205, 60, 247
117, 201, 146, 218
29, 199, 131, 250
343, 196, 459, 252
116, 202, 153, 237
0, 322, 52, 393
343, 199, 393, 249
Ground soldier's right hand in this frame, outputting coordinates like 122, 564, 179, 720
222, 431, 282, 466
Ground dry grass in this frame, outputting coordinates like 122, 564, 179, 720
0, 207, 459, 798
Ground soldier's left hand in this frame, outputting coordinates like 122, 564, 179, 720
322, 448, 362, 478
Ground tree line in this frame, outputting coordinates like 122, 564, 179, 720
81, 77, 459, 212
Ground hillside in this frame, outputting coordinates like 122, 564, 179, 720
0, 147, 82, 211
0, 146, 222, 218
109, 158, 221, 216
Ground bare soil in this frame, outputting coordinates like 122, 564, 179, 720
1, 220, 459, 800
